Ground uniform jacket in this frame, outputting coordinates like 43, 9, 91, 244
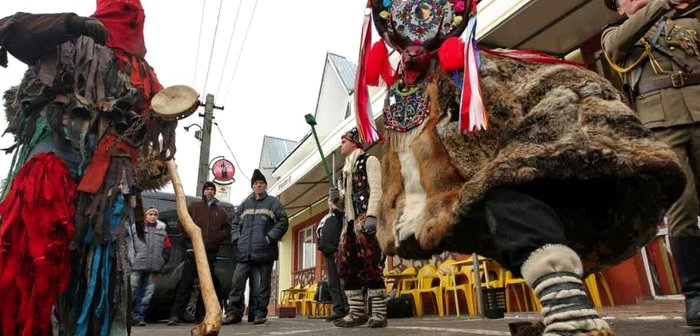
602, 0, 700, 129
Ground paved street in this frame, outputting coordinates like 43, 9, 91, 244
133, 315, 696, 336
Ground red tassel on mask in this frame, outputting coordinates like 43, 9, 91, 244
438, 37, 466, 72
366, 40, 395, 86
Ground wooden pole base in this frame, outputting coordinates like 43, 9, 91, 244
165, 159, 222, 336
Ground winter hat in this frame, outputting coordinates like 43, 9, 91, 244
603, 0, 617, 11
251, 169, 267, 187
202, 181, 216, 192
145, 206, 159, 216
341, 127, 363, 149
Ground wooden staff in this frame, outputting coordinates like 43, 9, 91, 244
151, 85, 220, 335
166, 157, 222, 335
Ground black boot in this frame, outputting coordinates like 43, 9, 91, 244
670, 236, 700, 327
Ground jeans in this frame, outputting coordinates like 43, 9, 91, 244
131, 271, 156, 321
226, 261, 274, 318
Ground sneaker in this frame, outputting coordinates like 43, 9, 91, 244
167, 317, 179, 326
135, 320, 147, 326
222, 314, 242, 325
253, 316, 267, 325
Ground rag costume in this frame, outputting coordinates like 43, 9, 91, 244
352, 0, 686, 335
330, 128, 387, 328
0, 0, 177, 334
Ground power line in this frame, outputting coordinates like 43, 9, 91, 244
214, 123, 251, 182
220, 0, 259, 106
201, 0, 225, 96
191, 0, 207, 88
214, 0, 244, 98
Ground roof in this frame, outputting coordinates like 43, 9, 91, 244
327, 53, 357, 94
259, 135, 298, 169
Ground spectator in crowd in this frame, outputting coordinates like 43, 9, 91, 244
168, 182, 230, 326
128, 206, 171, 326
223, 169, 289, 325
317, 202, 349, 322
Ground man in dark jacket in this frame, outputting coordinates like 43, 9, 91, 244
317, 203, 349, 322
168, 181, 230, 325
223, 169, 289, 325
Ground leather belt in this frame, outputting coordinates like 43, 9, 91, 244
638, 72, 700, 95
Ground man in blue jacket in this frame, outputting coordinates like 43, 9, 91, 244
223, 169, 289, 325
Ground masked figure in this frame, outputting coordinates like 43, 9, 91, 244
0, 0, 177, 334
353, 1, 686, 335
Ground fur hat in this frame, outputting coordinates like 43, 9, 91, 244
202, 181, 216, 192
341, 127, 363, 149
603, 0, 617, 11
251, 169, 267, 187
145, 206, 159, 216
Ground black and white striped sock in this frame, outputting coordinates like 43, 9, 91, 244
521, 245, 610, 336
368, 289, 387, 319
345, 289, 366, 319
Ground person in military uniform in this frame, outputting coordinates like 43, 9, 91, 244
329, 127, 387, 328
602, 0, 700, 327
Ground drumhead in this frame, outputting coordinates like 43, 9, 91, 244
151, 85, 200, 120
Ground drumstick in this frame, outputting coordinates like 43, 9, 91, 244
165, 155, 222, 336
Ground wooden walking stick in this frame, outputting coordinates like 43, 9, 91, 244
166, 158, 222, 336
151, 85, 221, 336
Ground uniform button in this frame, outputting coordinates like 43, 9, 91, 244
667, 36, 672, 40
670, 46, 676, 51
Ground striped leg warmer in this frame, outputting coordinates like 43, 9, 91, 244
521, 245, 613, 336
334, 290, 368, 328
367, 289, 388, 328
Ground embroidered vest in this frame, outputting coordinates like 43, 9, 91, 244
351, 153, 370, 218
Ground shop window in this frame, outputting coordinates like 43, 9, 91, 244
297, 225, 317, 270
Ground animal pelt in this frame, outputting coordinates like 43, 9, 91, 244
377, 53, 686, 275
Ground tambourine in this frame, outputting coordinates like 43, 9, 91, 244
151, 85, 200, 121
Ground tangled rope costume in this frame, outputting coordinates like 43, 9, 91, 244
0, 0, 177, 334
352, 0, 687, 335
331, 127, 387, 328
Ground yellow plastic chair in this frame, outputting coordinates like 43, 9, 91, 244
302, 283, 318, 316
397, 267, 418, 298
289, 284, 309, 315
442, 261, 476, 316
585, 272, 615, 308
504, 271, 541, 312
413, 264, 446, 317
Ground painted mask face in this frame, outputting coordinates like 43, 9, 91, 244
372, 0, 470, 52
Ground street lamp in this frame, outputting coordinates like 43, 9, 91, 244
184, 123, 203, 141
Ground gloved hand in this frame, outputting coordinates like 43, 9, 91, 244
83, 18, 108, 45
362, 216, 378, 235
329, 187, 340, 203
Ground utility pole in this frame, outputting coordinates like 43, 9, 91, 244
196, 93, 224, 197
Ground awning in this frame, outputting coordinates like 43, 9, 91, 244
477, 0, 623, 57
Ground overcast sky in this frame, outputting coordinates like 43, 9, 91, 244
0, 0, 371, 204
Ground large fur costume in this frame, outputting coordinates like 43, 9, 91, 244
0, 1, 176, 335
352, 0, 686, 335
378, 54, 685, 275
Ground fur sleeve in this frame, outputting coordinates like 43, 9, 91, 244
366, 155, 383, 218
